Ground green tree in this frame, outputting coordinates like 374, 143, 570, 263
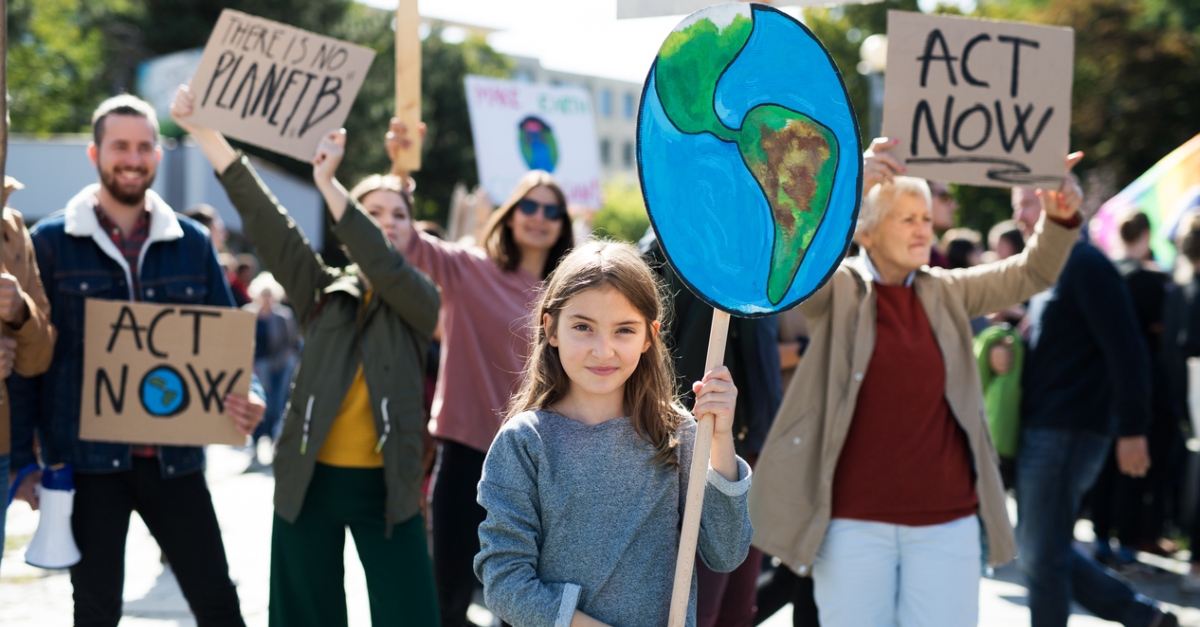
801, 0, 920, 148
135, 0, 351, 55
592, 178, 650, 243
7, 0, 140, 134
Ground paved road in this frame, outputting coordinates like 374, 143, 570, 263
3, 445, 1198, 626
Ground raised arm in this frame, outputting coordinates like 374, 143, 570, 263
3, 210, 55, 377
171, 85, 332, 326
310, 131, 440, 337
942, 153, 1085, 318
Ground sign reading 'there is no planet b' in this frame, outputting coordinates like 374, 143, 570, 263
881, 11, 1074, 188
188, 10, 376, 162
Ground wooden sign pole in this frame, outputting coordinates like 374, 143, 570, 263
392, 0, 422, 176
667, 308, 730, 627
0, 0, 8, 241
0, 0, 9, 406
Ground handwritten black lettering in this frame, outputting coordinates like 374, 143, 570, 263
265, 29, 284, 60
917, 29, 958, 87
289, 37, 308, 65
202, 51, 239, 108
186, 365, 243, 413
231, 62, 258, 116
298, 76, 342, 138
311, 44, 349, 71
997, 35, 1039, 98
952, 104, 992, 151
911, 96, 954, 157
214, 55, 244, 109
178, 309, 220, 355
107, 305, 146, 353
904, 156, 1062, 185
95, 365, 128, 415
280, 72, 318, 138
994, 101, 1054, 153
223, 17, 248, 47
269, 69, 305, 127
961, 34, 991, 88
250, 64, 285, 118
146, 308, 175, 359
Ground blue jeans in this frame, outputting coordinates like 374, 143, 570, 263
253, 359, 293, 442
1016, 427, 1159, 627
0, 453, 8, 571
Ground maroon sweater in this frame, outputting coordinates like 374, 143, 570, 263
831, 282, 978, 526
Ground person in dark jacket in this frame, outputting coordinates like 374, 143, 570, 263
1017, 190, 1177, 627
9, 94, 265, 627
173, 86, 441, 626
642, 233, 783, 627
1087, 211, 1181, 565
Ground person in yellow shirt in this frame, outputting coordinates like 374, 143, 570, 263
173, 86, 441, 627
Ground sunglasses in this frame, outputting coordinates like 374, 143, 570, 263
516, 198, 565, 221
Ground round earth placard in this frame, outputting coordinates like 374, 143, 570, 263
637, 3, 862, 316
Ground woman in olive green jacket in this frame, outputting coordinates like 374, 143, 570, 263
172, 86, 441, 626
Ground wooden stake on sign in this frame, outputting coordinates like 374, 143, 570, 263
392, 0, 422, 176
0, 0, 9, 406
667, 308, 730, 627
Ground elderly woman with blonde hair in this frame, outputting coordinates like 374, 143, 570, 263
750, 138, 1084, 625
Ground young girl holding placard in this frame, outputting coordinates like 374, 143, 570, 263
473, 240, 753, 627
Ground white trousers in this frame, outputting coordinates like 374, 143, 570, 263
812, 515, 981, 627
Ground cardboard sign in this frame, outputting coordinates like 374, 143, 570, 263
617, 0, 880, 19
187, 10, 376, 162
80, 299, 255, 447
464, 75, 603, 208
881, 11, 1073, 188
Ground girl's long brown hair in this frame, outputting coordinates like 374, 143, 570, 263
507, 240, 685, 468
481, 170, 574, 278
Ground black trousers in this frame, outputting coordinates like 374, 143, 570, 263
754, 560, 820, 627
71, 457, 245, 627
429, 439, 491, 627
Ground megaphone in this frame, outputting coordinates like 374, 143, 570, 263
23, 464, 81, 569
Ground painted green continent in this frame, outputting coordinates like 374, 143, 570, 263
656, 13, 752, 141
737, 106, 838, 304
654, 10, 838, 305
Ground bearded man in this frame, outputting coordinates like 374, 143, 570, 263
9, 95, 265, 627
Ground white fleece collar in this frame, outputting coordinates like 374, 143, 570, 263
62, 184, 185, 299
63, 184, 184, 242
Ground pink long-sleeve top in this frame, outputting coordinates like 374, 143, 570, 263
406, 231, 542, 453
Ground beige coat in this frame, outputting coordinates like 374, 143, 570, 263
749, 215, 1078, 575
0, 206, 56, 456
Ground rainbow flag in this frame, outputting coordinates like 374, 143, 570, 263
1091, 133, 1200, 264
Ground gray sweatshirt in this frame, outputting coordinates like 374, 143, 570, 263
474, 409, 753, 627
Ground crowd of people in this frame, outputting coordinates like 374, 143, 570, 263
0, 82, 1198, 627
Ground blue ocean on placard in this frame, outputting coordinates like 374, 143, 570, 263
638, 5, 861, 315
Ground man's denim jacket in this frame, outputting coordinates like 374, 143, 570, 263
10, 184, 260, 478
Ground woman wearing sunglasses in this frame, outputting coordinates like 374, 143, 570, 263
385, 119, 575, 627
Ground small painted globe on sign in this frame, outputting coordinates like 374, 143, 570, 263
140, 365, 189, 417
518, 115, 559, 173
638, 3, 862, 316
